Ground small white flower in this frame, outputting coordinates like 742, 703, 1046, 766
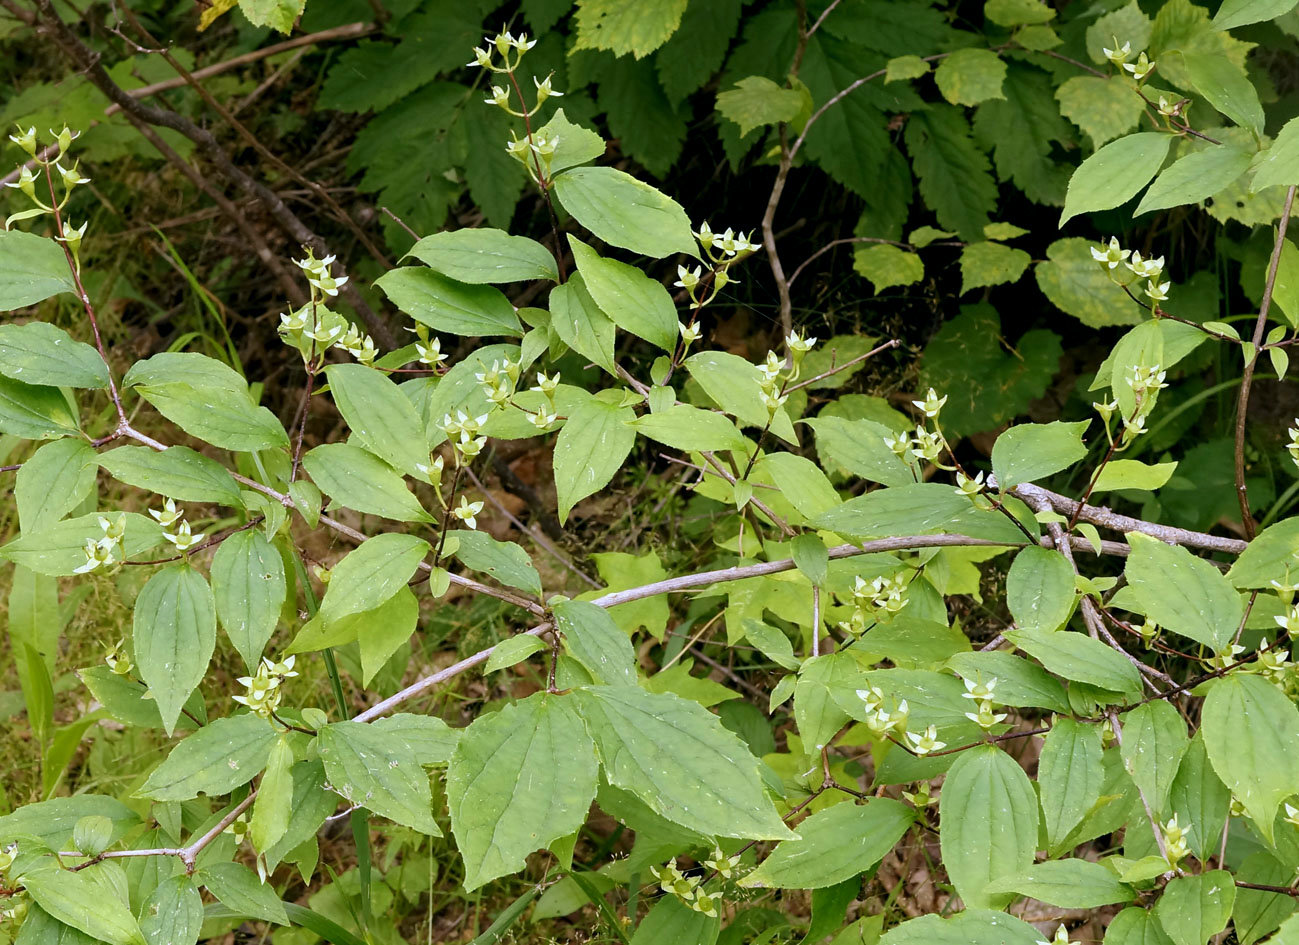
453, 496, 485, 529
1090, 236, 1129, 270
531, 371, 561, 395
1144, 279, 1171, 302
1101, 37, 1132, 65
533, 74, 562, 101
678, 321, 702, 346
467, 46, 492, 68
906, 724, 945, 755
912, 387, 947, 419
785, 331, 816, 355
1125, 251, 1165, 280
674, 265, 702, 291
162, 519, 204, 553
485, 85, 511, 108
1123, 52, 1155, 81
8, 124, 36, 155
149, 498, 183, 528
531, 407, 558, 429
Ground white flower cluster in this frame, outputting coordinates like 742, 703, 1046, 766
467, 29, 537, 72
279, 255, 377, 366
1100, 36, 1155, 80
74, 514, 126, 573
1161, 814, 1190, 865
649, 855, 736, 916
529, 370, 560, 430
151, 498, 205, 552
882, 388, 953, 472
4, 125, 89, 244
441, 410, 489, 465
960, 675, 1007, 730
233, 654, 299, 721
1090, 238, 1169, 301
1287, 419, 1299, 473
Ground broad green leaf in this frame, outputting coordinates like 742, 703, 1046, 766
317, 721, 441, 835
816, 482, 1023, 544
684, 349, 797, 441
1252, 115, 1299, 191
947, 651, 1069, 712
549, 276, 618, 375
1120, 701, 1188, 816
77, 666, 202, 731
453, 531, 543, 598
987, 858, 1134, 908
0, 230, 76, 309
0, 795, 137, 850
20, 867, 145, 945
235, 0, 303, 33
375, 267, 523, 337
905, 107, 999, 240
15, 438, 96, 531
302, 443, 433, 523
1092, 460, 1178, 492
447, 693, 598, 890
1135, 146, 1253, 216
853, 244, 925, 293
934, 48, 1007, 106
1184, 53, 1264, 136
1229, 517, 1299, 588
1006, 546, 1075, 633
98, 446, 242, 507
569, 237, 677, 351
318, 532, 429, 624
210, 529, 285, 671
1061, 132, 1171, 225
629, 404, 746, 452
0, 322, 108, 389
1153, 872, 1234, 945
1201, 674, 1299, 841
739, 798, 913, 889
196, 861, 288, 925
133, 564, 217, 735
991, 420, 1089, 488
0, 376, 80, 440
250, 736, 294, 854
1010, 628, 1142, 697
1038, 718, 1104, 848
371, 713, 459, 765
553, 598, 637, 686
1213, 0, 1299, 31
1, 511, 162, 576
123, 358, 288, 452
938, 745, 1039, 909
1234, 851, 1297, 945
760, 452, 842, 520
1169, 731, 1230, 861
986, 0, 1055, 25
357, 584, 415, 679
716, 76, 804, 137
552, 166, 696, 259
807, 416, 915, 487
1104, 908, 1175, 945
137, 714, 278, 800
573, 0, 688, 58
1056, 76, 1145, 147
405, 228, 558, 283
959, 241, 1030, 293
572, 685, 792, 839
553, 398, 636, 522
886, 55, 930, 81
1037, 237, 1144, 328
325, 363, 431, 478
630, 896, 719, 945
262, 761, 339, 871
879, 910, 1044, 945
484, 634, 548, 673
288, 587, 411, 655
139, 876, 203, 945
534, 108, 607, 175
123, 351, 248, 391
790, 533, 829, 586
1123, 532, 1242, 651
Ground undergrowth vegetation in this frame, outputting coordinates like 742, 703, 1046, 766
4, 0, 1299, 943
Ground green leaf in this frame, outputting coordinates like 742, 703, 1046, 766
1092, 460, 1178, 492
987, 858, 1135, 908
1235, 852, 1297, 945
406, 228, 558, 283
77, 666, 200, 731
569, 237, 677, 351
630, 896, 718, 945
1037, 238, 1145, 328
816, 482, 1019, 542
372, 713, 459, 765
534, 108, 607, 175
629, 404, 746, 452
879, 910, 1044, 945
853, 244, 925, 293
760, 452, 842, 520
986, 0, 1055, 26
318, 533, 430, 625
0, 376, 80, 440
1061, 132, 1172, 225
302, 443, 433, 523
904, 107, 999, 240
549, 276, 618, 376
960, 241, 1031, 293
210, 528, 285, 671
554, 399, 636, 523
262, 761, 339, 871
0, 230, 76, 309
139, 876, 203, 945
1123, 531, 1243, 651
15, 438, 97, 531
324, 363, 431, 479
133, 564, 217, 735
484, 634, 548, 673
137, 714, 278, 800
0, 795, 138, 850
250, 736, 294, 854
553, 599, 637, 686
934, 49, 1007, 106
1254, 115, 1299, 191
552, 166, 696, 259
1153, 872, 1235, 945
447, 693, 598, 890
1056, 76, 1145, 147
196, 861, 289, 925
684, 350, 797, 442
375, 268, 523, 337
20, 867, 146, 945
1184, 53, 1264, 136
1213, 0, 1299, 31
1228, 517, 1299, 588
97, 446, 242, 506
1006, 546, 1074, 633
1169, 732, 1229, 861
991, 420, 1089, 488
1104, 908, 1175, 945
1038, 718, 1104, 849
1202, 674, 1299, 841
655, 0, 743, 105
791, 533, 830, 586
572, 685, 792, 839
1009, 628, 1142, 697
235, 0, 303, 33
0, 322, 108, 389
1, 511, 162, 576
886, 55, 930, 82
1120, 701, 1189, 816
739, 798, 913, 889
973, 64, 1072, 206
574, 0, 688, 58
716, 76, 804, 137
807, 416, 915, 487
947, 651, 1069, 712
317, 721, 441, 835
938, 745, 1039, 909
452, 531, 542, 598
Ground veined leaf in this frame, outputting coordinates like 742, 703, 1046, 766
137, 713, 278, 800
569, 237, 677, 351
1037, 718, 1104, 848
1122, 532, 1242, 651
132, 564, 217, 735
302, 443, 433, 523
210, 528, 285, 671
406, 228, 558, 283
0, 321, 108, 389
1060, 132, 1171, 225
1006, 545, 1075, 633
20, 867, 145, 945
553, 166, 696, 259
97, 445, 242, 507
0, 230, 76, 309
375, 267, 524, 337
318, 532, 430, 624
317, 721, 441, 835
325, 363, 431, 479
553, 398, 636, 523
553, 598, 637, 686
